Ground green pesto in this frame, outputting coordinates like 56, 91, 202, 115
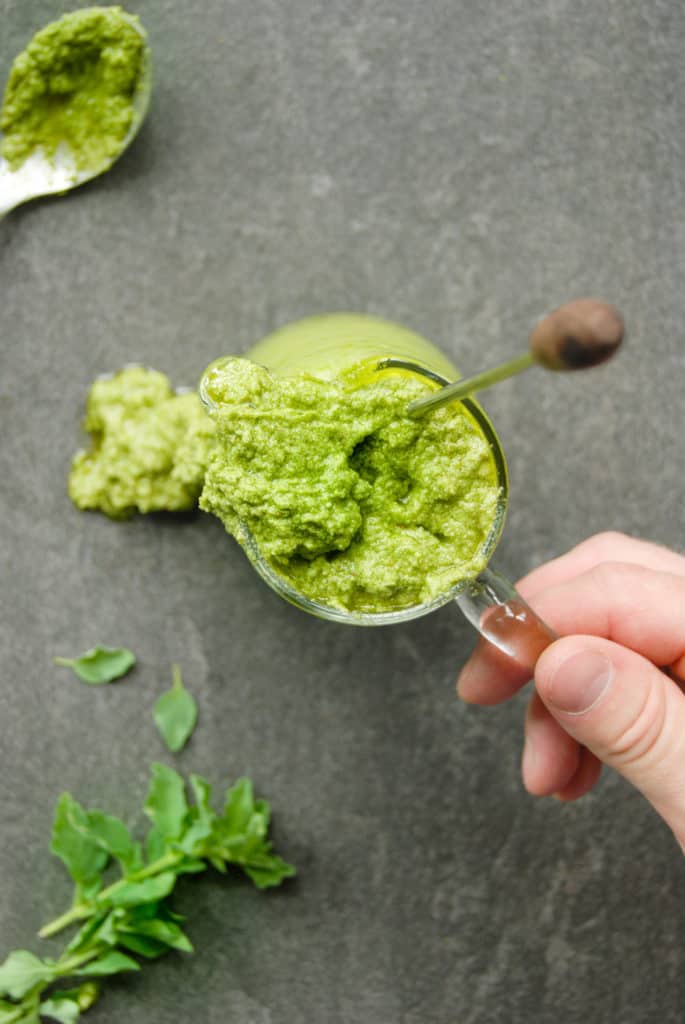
69, 367, 216, 519
199, 359, 501, 613
1, 7, 146, 172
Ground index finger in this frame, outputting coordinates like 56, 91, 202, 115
517, 531, 685, 602
458, 561, 685, 705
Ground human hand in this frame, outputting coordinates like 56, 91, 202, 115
457, 532, 685, 848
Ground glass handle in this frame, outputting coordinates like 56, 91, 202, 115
455, 566, 557, 671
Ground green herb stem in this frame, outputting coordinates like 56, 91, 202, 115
2, 1003, 32, 1024
55, 945, 103, 975
2, 766, 294, 1022
39, 851, 183, 938
38, 904, 91, 940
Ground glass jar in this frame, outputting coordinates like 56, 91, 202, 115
201, 313, 553, 667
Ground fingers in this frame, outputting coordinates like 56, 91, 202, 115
528, 562, 685, 663
535, 635, 685, 842
521, 694, 602, 799
522, 691, 580, 796
517, 531, 685, 601
554, 747, 602, 802
458, 562, 685, 705
458, 635, 530, 705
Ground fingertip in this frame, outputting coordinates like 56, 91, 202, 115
521, 692, 581, 796
455, 657, 479, 703
553, 749, 603, 801
457, 638, 532, 705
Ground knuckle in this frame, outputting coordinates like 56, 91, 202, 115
581, 531, 631, 562
587, 560, 633, 600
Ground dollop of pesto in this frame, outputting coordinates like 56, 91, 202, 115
200, 359, 501, 613
69, 367, 216, 519
1, 7, 146, 172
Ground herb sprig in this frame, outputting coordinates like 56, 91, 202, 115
0, 764, 294, 1023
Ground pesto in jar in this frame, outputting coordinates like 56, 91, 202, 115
200, 358, 501, 613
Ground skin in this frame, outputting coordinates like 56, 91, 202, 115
457, 531, 685, 850
1, 7, 145, 171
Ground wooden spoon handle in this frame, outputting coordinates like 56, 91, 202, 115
529, 298, 624, 371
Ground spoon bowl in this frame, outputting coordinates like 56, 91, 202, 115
0, 10, 151, 218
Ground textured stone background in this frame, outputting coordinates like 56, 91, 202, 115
1, 1, 684, 1021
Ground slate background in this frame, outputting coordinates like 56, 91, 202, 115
1, 1, 684, 1021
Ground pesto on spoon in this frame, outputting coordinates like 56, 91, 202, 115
0, 6, 151, 218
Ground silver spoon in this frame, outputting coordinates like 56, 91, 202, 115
0, 11, 151, 220
407, 298, 625, 417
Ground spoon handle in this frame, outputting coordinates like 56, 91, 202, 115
455, 566, 556, 670
408, 299, 624, 418
407, 352, 534, 417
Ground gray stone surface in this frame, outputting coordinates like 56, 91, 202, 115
1, 0, 684, 1021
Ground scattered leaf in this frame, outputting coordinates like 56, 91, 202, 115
54, 647, 135, 685
153, 665, 198, 753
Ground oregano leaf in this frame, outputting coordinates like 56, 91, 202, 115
144, 764, 188, 840
107, 872, 176, 908
153, 665, 198, 753
51, 795, 108, 886
0, 950, 56, 999
40, 995, 81, 1023
53, 647, 135, 685
73, 951, 139, 978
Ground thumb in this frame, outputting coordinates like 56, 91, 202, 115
535, 635, 685, 845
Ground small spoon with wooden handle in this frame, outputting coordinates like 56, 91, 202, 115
407, 298, 625, 418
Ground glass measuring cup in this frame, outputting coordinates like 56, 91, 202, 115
201, 314, 555, 670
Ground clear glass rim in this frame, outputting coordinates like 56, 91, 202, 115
234, 359, 509, 626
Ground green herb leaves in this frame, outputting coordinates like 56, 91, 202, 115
139, 763, 295, 888
73, 952, 139, 978
0, 951, 56, 1000
51, 795, 109, 889
0, 766, 294, 1023
39, 992, 83, 1024
153, 665, 197, 752
51, 795, 142, 895
54, 647, 136, 685
52, 656, 199, 755
144, 763, 188, 839
218, 778, 294, 888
